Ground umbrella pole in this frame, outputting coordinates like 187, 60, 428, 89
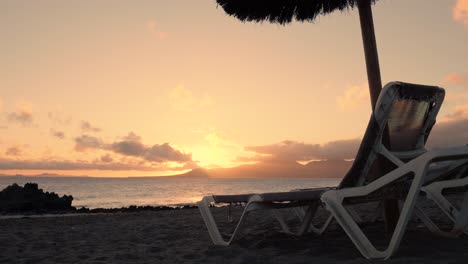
357, 0, 382, 109
357, 0, 400, 235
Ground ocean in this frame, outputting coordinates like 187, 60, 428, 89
0, 176, 340, 209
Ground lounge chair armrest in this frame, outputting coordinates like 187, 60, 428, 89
325, 146, 468, 203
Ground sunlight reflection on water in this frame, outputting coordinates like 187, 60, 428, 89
0, 177, 340, 209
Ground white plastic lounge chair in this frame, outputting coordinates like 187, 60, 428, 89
321, 146, 468, 259
318, 83, 468, 259
199, 82, 467, 259
417, 161, 468, 237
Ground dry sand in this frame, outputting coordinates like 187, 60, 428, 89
1, 197, 467, 264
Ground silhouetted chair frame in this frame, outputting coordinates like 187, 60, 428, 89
416, 160, 468, 237
198, 82, 468, 259
321, 146, 468, 259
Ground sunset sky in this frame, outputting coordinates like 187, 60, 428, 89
1, 0, 468, 177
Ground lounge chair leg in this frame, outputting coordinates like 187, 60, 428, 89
322, 193, 378, 259
198, 195, 264, 245
308, 214, 334, 234
369, 201, 384, 223
321, 162, 428, 259
414, 205, 442, 234
228, 203, 233, 222
347, 205, 364, 224
385, 166, 427, 259
284, 203, 335, 235
422, 178, 468, 237
272, 203, 318, 236
452, 191, 468, 236
293, 206, 306, 220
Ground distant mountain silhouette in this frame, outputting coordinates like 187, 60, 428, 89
178, 167, 211, 178
0, 160, 352, 178
183, 160, 352, 179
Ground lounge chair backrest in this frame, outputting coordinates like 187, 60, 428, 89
339, 82, 445, 188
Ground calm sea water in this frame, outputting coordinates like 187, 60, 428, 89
0, 176, 340, 209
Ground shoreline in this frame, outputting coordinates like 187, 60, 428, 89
0, 203, 201, 219
0, 202, 247, 218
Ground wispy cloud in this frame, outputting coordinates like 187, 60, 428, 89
5, 146, 22, 157
80, 121, 101, 133
169, 84, 212, 111
50, 129, 65, 139
147, 20, 168, 39
442, 104, 468, 122
74, 135, 104, 151
100, 154, 113, 163
0, 158, 181, 171
336, 84, 369, 110
48, 110, 72, 126
454, 0, 468, 28
0, 155, 198, 172
6, 101, 34, 126
243, 139, 361, 163
428, 118, 468, 148
443, 72, 467, 85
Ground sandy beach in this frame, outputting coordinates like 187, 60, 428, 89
1, 197, 467, 264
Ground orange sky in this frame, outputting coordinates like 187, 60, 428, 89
1, 0, 468, 177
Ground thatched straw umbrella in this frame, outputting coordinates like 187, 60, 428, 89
215, 0, 400, 233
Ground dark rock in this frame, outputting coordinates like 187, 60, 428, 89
0, 183, 75, 213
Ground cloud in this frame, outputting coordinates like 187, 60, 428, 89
74, 135, 104, 151
169, 85, 213, 111
7, 102, 33, 126
454, 0, 468, 28
205, 131, 239, 149
7, 111, 33, 125
319, 139, 362, 160
428, 118, 468, 148
147, 20, 168, 39
443, 104, 468, 122
444, 91, 468, 102
441, 72, 468, 102
122, 132, 141, 141
110, 140, 146, 157
80, 121, 101, 133
336, 84, 370, 110
100, 154, 113, 163
0, 154, 198, 172
48, 110, 72, 126
242, 117, 468, 164
110, 135, 192, 163
443, 72, 466, 85
0, 158, 180, 171
50, 129, 65, 139
74, 132, 192, 163
5, 147, 22, 156
244, 139, 361, 163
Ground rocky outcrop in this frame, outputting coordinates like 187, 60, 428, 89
0, 183, 75, 213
